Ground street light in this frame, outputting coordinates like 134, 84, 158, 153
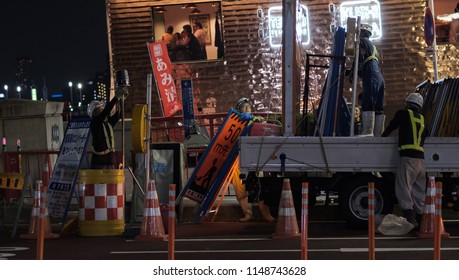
16, 86, 21, 99
77, 83, 82, 107
68, 81, 73, 107
3, 85, 8, 99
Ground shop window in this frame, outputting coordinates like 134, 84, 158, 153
152, 2, 224, 63
434, 0, 459, 44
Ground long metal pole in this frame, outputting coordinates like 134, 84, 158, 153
350, 17, 361, 136
145, 74, 152, 190
428, 0, 439, 81
121, 95, 125, 169
282, 0, 298, 136
105, 0, 115, 98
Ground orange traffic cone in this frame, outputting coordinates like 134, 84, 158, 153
135, 180, 168, 241
20, 180, 60, 239
273, 178, 300, 239
417, 176, 450, 238
42, 162, 50, 188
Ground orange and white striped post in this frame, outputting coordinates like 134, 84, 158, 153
368, 182, 375, 260
434, 181, 443, 260
168, 184, 176, 260
301, 182, 308, 260
36, 180, 44, 260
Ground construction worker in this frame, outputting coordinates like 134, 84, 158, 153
232, 97, 276, 222
381, 92, 427, 227
87, 87, 128, 169
350, 23, 386, 136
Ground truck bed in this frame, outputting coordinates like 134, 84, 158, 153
239, 136, 459, 174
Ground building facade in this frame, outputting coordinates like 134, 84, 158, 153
106, 0, 459, 120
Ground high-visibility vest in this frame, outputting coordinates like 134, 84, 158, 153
93, 122, 115, 155
399, 109, 424, 152
363, 45, 379, 66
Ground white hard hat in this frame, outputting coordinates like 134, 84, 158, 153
87, 100, 105, 118
236, 97, 251, 112
406, 92, 423, 108
360, 23, 373, 35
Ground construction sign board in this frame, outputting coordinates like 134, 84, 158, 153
47, 117, 91, 221
177, 110, 250, 222
181, 79, 194, 137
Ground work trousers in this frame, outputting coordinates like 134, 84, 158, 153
395, 156, 426, 214
231, 166, 248, 202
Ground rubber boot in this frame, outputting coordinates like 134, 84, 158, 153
373, 114, 386, 137
238, 197, 253, 222
402, 209, 415, 225
415, 214, 423, 231
361, 111, 375, 136
258, 200, 276, 223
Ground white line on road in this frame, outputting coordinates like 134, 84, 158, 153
0, 247, 29, 251
111, 247, 459, 255
126, 235, 457, 242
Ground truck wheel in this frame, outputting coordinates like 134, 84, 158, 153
339, 176, 394, 228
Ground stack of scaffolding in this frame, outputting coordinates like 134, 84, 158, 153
421, 78, 459, 137
314, 27, 350, 137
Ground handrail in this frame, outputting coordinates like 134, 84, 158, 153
149, 112, 228, 143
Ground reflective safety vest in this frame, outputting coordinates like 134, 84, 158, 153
93, 122, 115, 155
399, 109, 424, 152
363, 45, 379, 66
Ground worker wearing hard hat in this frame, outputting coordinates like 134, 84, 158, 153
381, 92, 427, 228
232, 97, 275, 222
350, 23, 386, 136
87, 87, 128, 169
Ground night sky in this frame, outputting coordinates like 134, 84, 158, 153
0, 0, 108, 96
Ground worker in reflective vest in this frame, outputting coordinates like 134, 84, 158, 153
87, 88, 127, 169
232, 97, 275, 222
381, 92, 427, 228
350, 23, 386, 136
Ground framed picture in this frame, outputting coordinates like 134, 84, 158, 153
189, 14, 211, 45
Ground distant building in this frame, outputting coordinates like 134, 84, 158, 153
87, 71, 109, 104
15, 57, 33, 99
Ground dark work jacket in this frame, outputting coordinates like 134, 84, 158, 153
381, 108, 427, 159
90, 97, 121, 168
352, 36, 385, 112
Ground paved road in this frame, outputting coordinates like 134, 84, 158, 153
1, 220, 459, 260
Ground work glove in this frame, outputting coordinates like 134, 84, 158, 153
252, 116, 264, 123
239, 112, 253, 121
115, 87, 129, 100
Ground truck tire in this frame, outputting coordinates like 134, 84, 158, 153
339, 175, 394, 228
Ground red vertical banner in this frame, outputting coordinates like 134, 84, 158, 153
147, 42, 182, 117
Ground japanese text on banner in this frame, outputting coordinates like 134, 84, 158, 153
148, 42, 182, 117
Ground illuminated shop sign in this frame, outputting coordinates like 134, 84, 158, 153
340, 0, 382, 40
268, 5, 310, 47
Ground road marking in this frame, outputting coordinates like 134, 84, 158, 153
0, 247, 29, 260
127, 235, 457, 242
0, 253, 16, 258
0, 247, 29, 251
112, 249, 301, 254
340, 247, 459, 252
111, 247, 459, 255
